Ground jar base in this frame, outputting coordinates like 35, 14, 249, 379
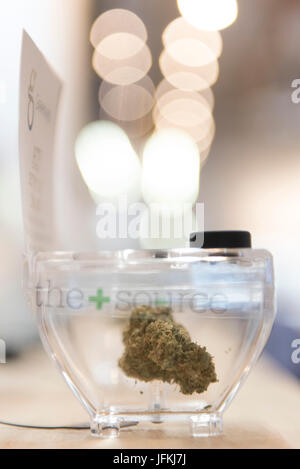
90, 412, 223, 439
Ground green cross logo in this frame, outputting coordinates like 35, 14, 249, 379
154, 299, 168, 306
89, 289, 110, 310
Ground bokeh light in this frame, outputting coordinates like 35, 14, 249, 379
159, 49, 219, 91
163, 17, 223, 59
90, 9, 147, 59
155, 78, 215, 110
75, 121, 141, 203
153, 88, 213, 143
166, 38, 216, 68
92, 43, 152, 86
99, 76, 155, 122
177, 0, 238, 32
142, 128, 200, 206
98, 77, 155, 139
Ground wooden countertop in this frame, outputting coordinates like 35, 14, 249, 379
0, 346, 299, 449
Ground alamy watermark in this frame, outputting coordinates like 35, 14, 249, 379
96, 197, 204, 242
291, 79, 300, 104
291, 339, 300, 365
0, 339, 6, 364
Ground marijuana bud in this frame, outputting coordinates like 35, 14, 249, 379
119, 305, 217, 395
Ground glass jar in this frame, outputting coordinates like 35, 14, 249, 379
24, 247, 275, 438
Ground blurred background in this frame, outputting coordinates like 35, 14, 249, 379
0, 0, 299, 380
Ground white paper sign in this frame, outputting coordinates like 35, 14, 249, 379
19, 31, 62, 254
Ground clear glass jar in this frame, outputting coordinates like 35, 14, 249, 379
24, 247, 275, 438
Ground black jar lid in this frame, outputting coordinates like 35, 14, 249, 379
190, 231, 252, 249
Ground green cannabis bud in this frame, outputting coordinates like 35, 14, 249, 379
119, 305, 217, 395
